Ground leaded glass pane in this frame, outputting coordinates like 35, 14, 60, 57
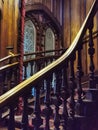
45, 28, 55, 55
24, 20, 36, 56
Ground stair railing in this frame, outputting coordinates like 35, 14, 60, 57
0, 54, 20, 95
0, 0, 98, 130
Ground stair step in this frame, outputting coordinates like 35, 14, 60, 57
68, 115, 98, 130
75, 99, 97, 116
84, 88, 98, 101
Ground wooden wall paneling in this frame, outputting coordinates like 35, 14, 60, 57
96, 12, 98, 70
70, 0, 81, 42
0, 0, 19, 57
0, 0, 3, 58
56, 0, 60, 24
45, 0, 51, 10
63, 0, 71, 48
70, 0, 81, 72
7, 0, 13, 48
80, 0, 87, 75
52, 0, 57, 18
1, 0, 8, 57
14, 0, 20, 54
93, 13, 98, 71
59, 0, 63, 26
86, 0, 93, 73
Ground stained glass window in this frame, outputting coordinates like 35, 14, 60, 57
24, 20, 36, 55
45, 28, 55, 55
23, 20, 36, 78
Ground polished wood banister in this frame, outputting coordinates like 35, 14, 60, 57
0, 54, 20, 63
0, 62, 19, 71
0, 55, 12, 63
0, 0, 98, 109
82, 30, 98, 44
23, 55, 59, 63
24, 48, 66, 56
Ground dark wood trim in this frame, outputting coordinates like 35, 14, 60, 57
25, 3, 62, 34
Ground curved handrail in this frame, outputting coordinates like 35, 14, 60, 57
0, 55, 12, 63
0, 62, 19, 72
24, 48, 66, 56
23, 55, 60, 63
0, 0, 98, 108
0, 54, 20, 65
82, 30, 98, 44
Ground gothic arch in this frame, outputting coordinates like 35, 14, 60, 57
24, 20, 36, 54
25, 3, 63, 54
26, 3, 62, 35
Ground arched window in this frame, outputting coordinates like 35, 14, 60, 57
45, 28, 55, 55
23, 20, 36, 78
24, 20, 36, 55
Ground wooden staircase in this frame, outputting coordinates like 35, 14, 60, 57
1, 86, 98, 130
1, 0, 98, 130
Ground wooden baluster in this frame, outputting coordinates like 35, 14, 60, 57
8, 104, 15, 130
1, 72, 5, 94
68, 54, 76, 129
34, 61, 39, 74
36, 60, 41, 71
0, 73, 3, 120
32, 86, 43, 129
61, 63, 69, 130
30, 61, 34, 76
13, 65, 19, 86
54, 69, 62, 130
30, 61, 35, 97
0, 73, 3, 95
3, 72, 5, 92
4, 70, 10, 92
76, 46, 84, 115
88, 20, 95, 88
23, 63, 28, 80
40, 60, 45, 94
10, 68, 15, 88
45, 59, 48, 66
44, 75, 53, 130
50, 57, 53, 63
22, 96, 28, 130
8, 68, 13, 90
47, 58, 51, 65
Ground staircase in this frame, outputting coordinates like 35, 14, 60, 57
0, 0, 98, 130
